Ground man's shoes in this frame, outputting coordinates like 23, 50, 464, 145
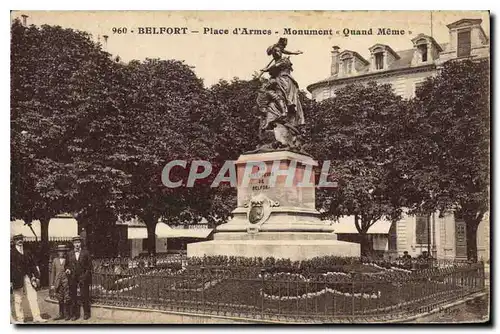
33, 317, 47, 323
64, 304, 72, 320
83, 315, 91, 320
54, 314, 65, 320
71, 316, 79, 321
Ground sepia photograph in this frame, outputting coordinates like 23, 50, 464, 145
9, 10, 490, 324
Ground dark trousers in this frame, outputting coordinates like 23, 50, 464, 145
69, 281, 91, 318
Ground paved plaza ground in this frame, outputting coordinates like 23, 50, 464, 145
10, 289, 243, 324
11, 289, 143, 324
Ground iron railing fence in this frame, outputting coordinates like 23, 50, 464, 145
88, 256, 485, 322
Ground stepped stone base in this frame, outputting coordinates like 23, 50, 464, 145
214, 232, 338, 241
188, 150, 360, 261
187, 239, 360, 261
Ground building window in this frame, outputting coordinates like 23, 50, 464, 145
457, 30, 471, 57
322, 88, 330, 100
342, 58, 352, 75
415, 214, 429, 244
417, 43, 428, 62
388, 221, 397, 251
414, 81, 425, 96
374, 52, 384, 70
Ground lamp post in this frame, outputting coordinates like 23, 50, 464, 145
428, 190, 437, 258
21, 14, 28, 26
432, 212, 437, 258
427, 214, 431, 255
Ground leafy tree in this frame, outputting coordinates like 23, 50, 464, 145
306, 82, 408, 256
11, 19, 224, 258
11, 19, 129, 267
208, 78, 262, 159
203, 78, 263, 221
114, 59, 216, 254
405, 59, 489, 261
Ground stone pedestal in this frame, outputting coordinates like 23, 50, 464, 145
188, 151, 360, 260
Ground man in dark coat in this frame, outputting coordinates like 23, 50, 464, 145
10, 234, 46, 323
50, 244, 71, 320
66, 236, 92, 320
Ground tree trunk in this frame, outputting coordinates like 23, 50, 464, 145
144, 216, 157, 255
78, 215, 92, 255
354, 215, 373, 258
39, 217, 50, 287
465, 218, 480, 262
360, 233, 373, 257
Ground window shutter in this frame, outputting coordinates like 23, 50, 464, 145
415, 215, 429, 244
375, 52, 384, 70
457, 30, 471, 57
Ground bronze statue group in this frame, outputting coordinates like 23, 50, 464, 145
255, 37, 306, 152
10, 234, 92, 323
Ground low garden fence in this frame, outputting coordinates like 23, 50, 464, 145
89, 256, 486, 322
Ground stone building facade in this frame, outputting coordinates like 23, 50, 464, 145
307, 18, 489, 101
307, 18, 490, 261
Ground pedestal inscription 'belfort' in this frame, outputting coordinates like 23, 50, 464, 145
188, 39, 360, 261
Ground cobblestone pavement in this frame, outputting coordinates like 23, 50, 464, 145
10, 289, 118, 324
413, 293, 490, 323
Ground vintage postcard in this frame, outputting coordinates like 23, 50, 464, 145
10, 10, 490, 324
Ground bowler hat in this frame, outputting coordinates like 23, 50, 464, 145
72, 236, 82, 242
12, 234, 24, 241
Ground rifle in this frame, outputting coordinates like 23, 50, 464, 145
257, 58, 275, 79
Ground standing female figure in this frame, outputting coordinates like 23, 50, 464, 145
260, 37, 305, 128
257, 37, 305, 150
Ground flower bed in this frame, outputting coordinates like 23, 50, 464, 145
90, 255, 483, 318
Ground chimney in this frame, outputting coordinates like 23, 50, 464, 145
21, 14, 28, 26
331, 46, 340, 76
103, 35, 109, 49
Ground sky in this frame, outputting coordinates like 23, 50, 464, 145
11, 11, 490, 91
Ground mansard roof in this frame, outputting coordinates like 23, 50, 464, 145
307, 43, 448, 92
368, 43, 400, 60
411, 33, 444, 53
338, 50, 370, 65
446, 18, 482, 29
446, 18, 489, 44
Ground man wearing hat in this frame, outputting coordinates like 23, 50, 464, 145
66, 236, 92, 320
50, 244, 71, 320
10, 234, 46, 323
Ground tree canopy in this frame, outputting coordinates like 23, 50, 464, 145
305, 82, 408, 255
404, 59, 490, 260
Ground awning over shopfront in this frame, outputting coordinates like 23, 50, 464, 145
10, 216, 78, 241
156, 222, 213, 239
333, 216, 393, 234
127, 227, 149, 239
127, 224, 213, 240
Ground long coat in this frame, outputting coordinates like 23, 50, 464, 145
66, 249, 91, 284
50, 257, 70, 303
11, 246, 38, 289
50, 257, 67, 288
66, 249, 92, 314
